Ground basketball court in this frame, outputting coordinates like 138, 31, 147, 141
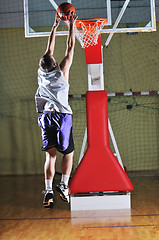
0, 0, 159, 239
0, 174, 159, 239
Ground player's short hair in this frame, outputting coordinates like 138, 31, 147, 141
39, 53, 55, 72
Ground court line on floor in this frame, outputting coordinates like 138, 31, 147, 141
0, 214, 159, 221
83, 224, 154, 229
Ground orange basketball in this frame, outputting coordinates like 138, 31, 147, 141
57, 2, 75, 21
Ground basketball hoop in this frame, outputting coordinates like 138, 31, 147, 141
75, 18, 108, 48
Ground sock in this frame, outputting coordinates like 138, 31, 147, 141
61, 174, 70, 186
45, 179, 53, 192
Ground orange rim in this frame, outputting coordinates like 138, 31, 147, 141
75, 18, 108, 28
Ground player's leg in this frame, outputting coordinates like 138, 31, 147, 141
45, 147, 57, 180
55, 114, 74, 203
61, 151, 74, 176
56, 150, 74, 203
43, 147, 56, 209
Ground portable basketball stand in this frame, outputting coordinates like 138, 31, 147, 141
69, 30, 134, 211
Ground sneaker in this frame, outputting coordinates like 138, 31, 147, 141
43, 190, 54, 209
56, 182, 69, 203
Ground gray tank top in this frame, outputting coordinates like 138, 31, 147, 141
35, 66, 72, 114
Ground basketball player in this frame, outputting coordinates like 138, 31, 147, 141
35, 11, 77, 208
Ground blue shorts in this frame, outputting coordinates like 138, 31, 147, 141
38, 111, 74, 154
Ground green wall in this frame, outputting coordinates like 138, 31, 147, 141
0, 25, 159, 174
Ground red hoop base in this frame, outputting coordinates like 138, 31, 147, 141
69, 91, 134, 194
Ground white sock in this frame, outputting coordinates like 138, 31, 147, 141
45, 179, 53, 192
61, 174, 70, 186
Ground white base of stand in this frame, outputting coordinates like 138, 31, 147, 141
71, 208, 131, 225
70, 192, 131, 211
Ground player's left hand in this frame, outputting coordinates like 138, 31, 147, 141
54, 12, 61, 28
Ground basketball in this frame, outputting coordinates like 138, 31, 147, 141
57, 2, 75, 21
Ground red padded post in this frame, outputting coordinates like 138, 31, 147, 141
84, 35, 102, 64
69, 90, 134, 193
86, 90, 109, 147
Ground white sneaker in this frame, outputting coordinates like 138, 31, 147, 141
56, 182, 69, 203
43, 190, 54, 209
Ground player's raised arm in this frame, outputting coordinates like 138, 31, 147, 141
60, 12, 77, 82
45, 12, 61, 56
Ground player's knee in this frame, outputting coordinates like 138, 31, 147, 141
46, 147, 56, 158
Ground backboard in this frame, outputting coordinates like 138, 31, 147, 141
24, 0, 156, 38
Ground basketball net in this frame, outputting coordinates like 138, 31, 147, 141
75, 18, 108, 48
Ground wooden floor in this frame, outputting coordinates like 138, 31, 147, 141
0, 174, 159, 240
